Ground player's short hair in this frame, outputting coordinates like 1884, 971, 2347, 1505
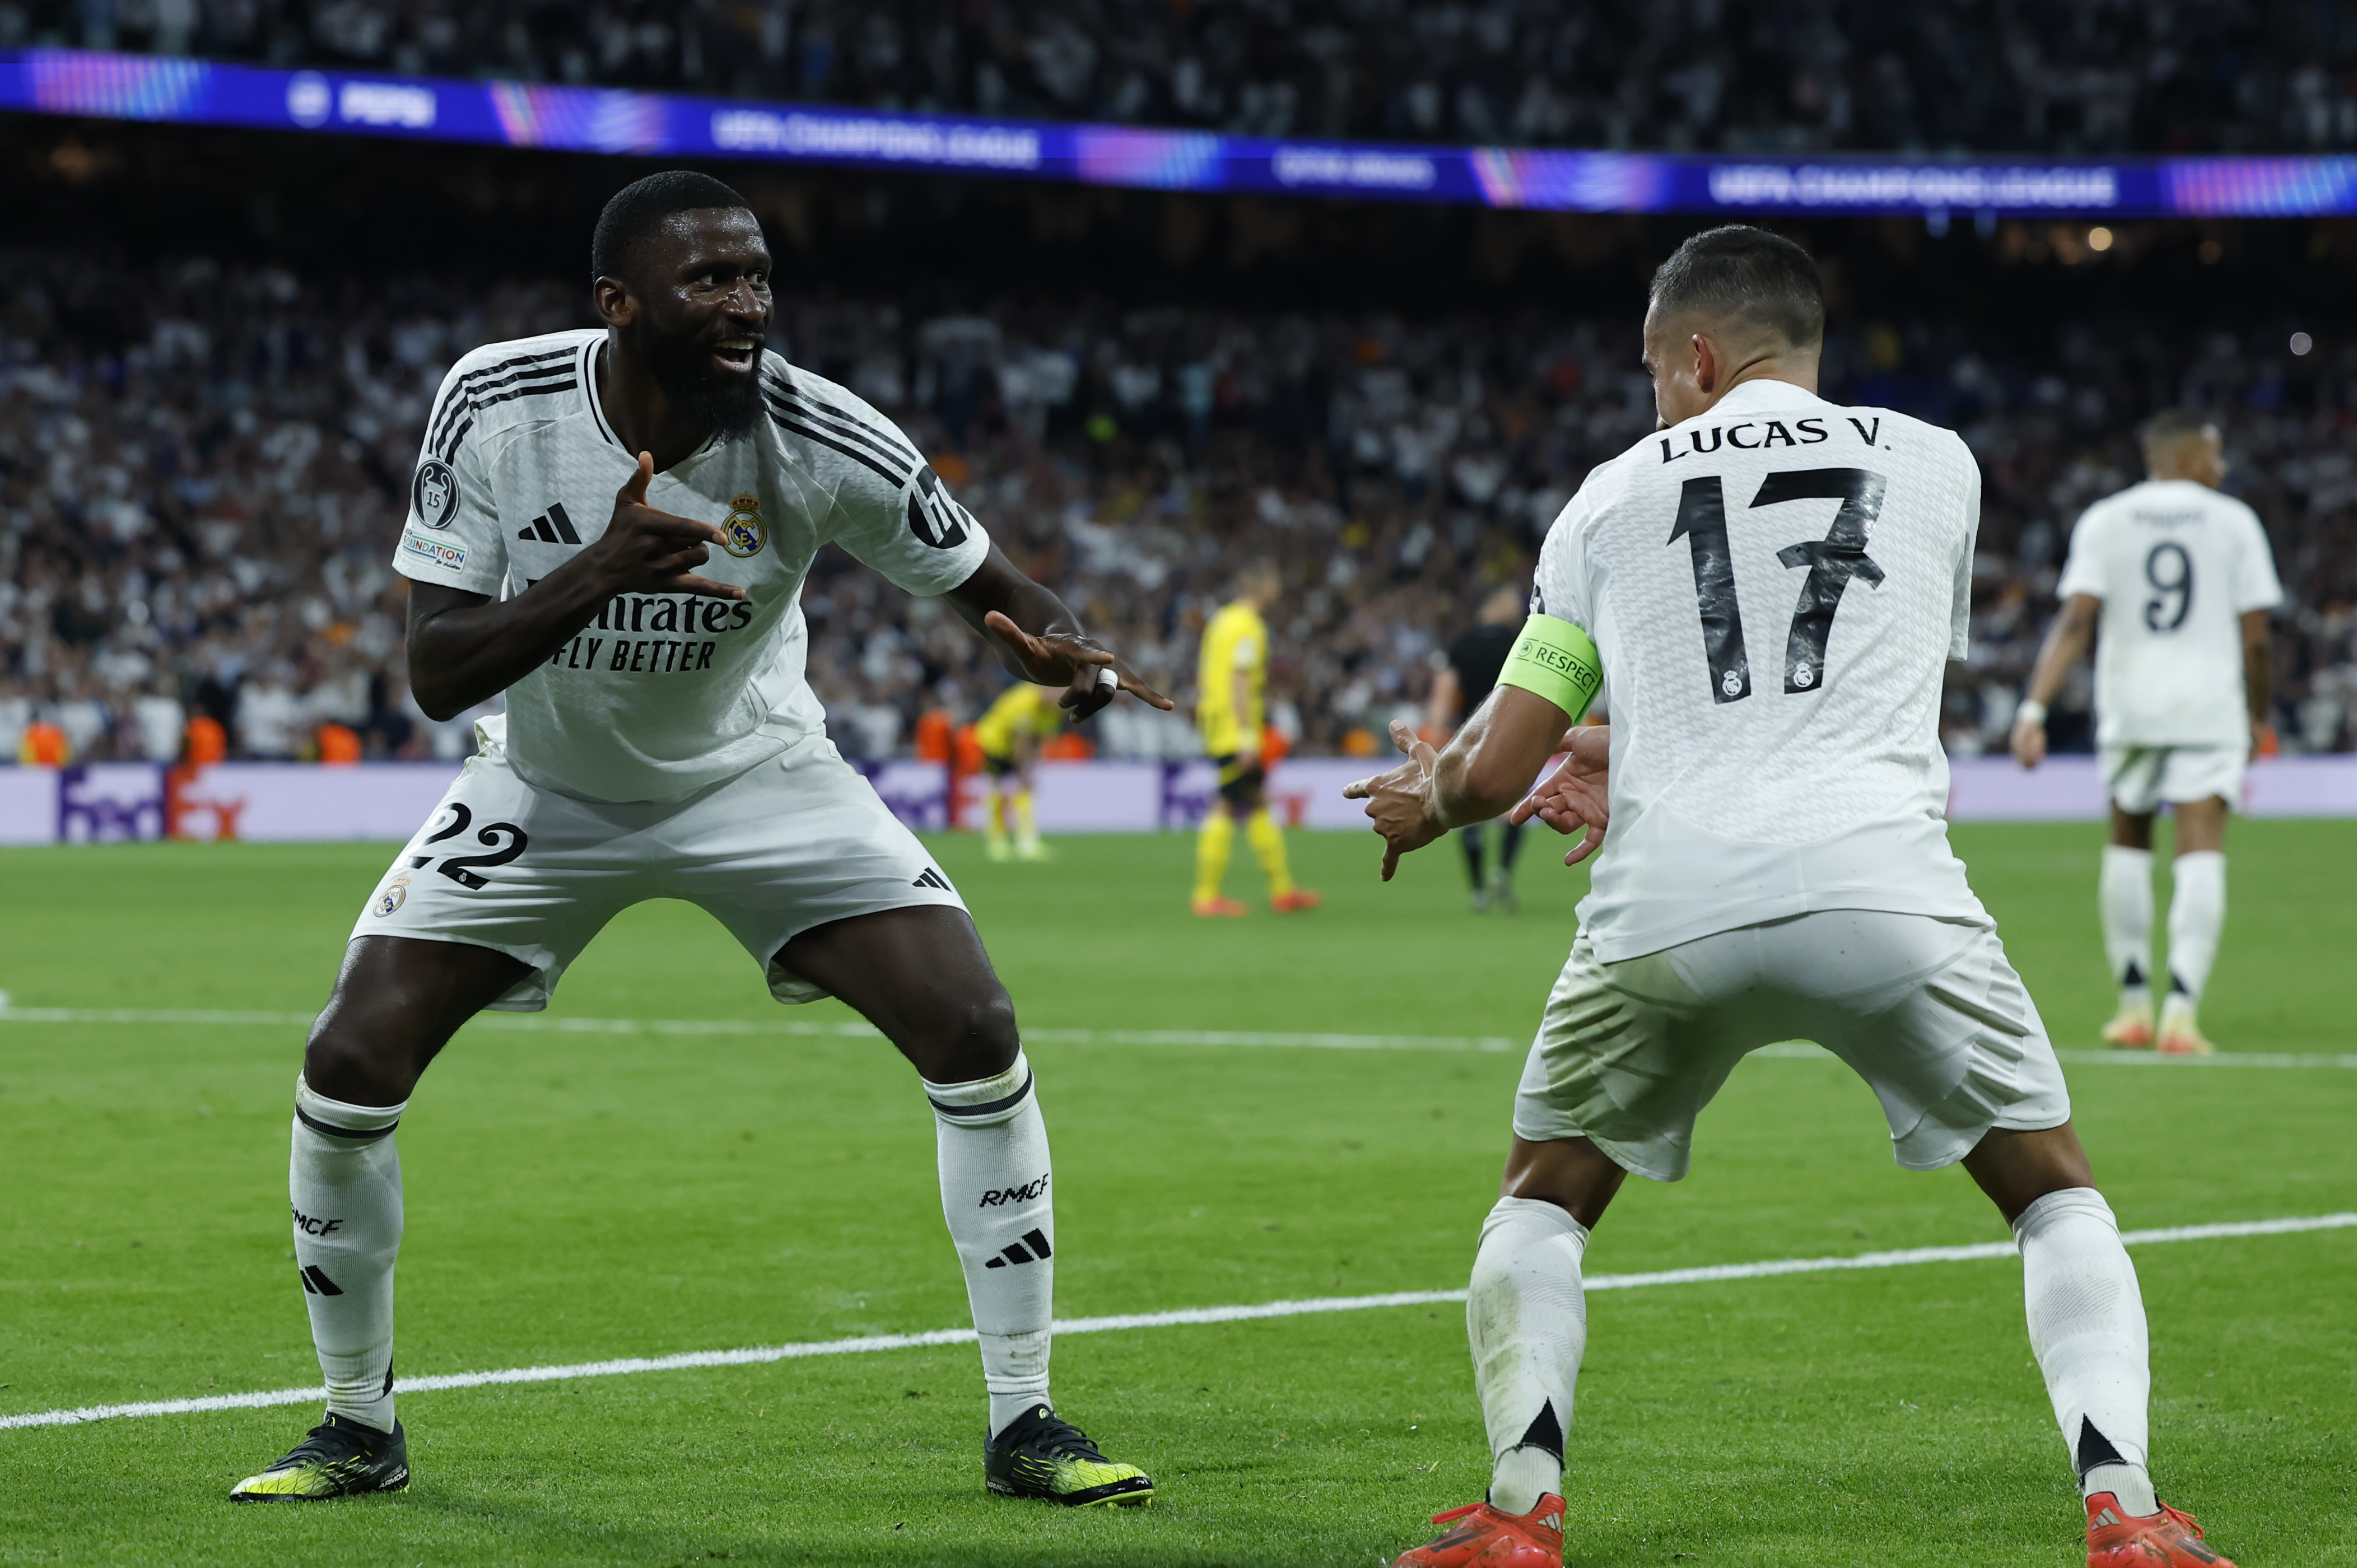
2139, 407, 2215, 458
1647, 226, 1824, 350
591, 170, 753, 287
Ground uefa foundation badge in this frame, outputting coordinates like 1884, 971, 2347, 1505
720, 493, 766, 558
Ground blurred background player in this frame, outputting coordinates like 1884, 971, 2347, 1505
973, 681, 1061, 862
1426, 585, 1535, 913
1191, 560, 1319, 917
2011, 412, 2283, 1056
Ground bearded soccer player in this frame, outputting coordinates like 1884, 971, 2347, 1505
230, 172, 1167, 1509
2010, 412, 2281, 1054
1349, 227, 2234, 1568
1191, 559, 1319, 916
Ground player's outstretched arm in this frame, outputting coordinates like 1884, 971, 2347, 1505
1344, 686, 1573, 881
408, 451, 743, 720
944, 545, 1174, 721
2009, 592, 2098, 769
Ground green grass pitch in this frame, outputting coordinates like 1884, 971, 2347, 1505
1, 820, 2351, 1566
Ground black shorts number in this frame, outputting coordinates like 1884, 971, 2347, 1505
407, 804, 529, 888
436, 823, 530, 889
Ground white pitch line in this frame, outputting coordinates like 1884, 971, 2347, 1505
5, 1006, 2356, 1066
5, 1211, 2350, 1435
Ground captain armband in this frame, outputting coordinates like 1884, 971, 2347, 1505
1497, 614, 1604, 720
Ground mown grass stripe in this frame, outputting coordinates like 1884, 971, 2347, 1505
5, 1211, 2349, 1434
4, 1005, 2354, 1067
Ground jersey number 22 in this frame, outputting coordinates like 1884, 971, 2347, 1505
1669, 467, 1888, 703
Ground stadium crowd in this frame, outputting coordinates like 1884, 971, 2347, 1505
2, 246, 2354, 769
10, 0, 2357, 155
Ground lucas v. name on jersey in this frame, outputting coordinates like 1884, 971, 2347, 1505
1655, 414, 1888, 463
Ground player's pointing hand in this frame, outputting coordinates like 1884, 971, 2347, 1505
1342, 719, 1448, 881
980, 610, 1175, 721
588, 451, 747, 601
1511, 724, 1611, 866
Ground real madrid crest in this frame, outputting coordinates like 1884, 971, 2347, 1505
372, 874, 410, 917
720, 492, 766, 558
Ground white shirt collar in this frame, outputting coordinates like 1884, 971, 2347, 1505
1704, 377, 1828, 416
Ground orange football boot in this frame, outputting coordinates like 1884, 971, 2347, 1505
1191, 894, 1250, 917
1269, 888, 1323, 913
2099, 998, 2154, 1049
1391, 1494, 1563, 1568
2085, 1492, 2235, 1567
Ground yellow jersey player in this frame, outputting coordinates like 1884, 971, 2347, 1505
1192, 560, 1320, 916
972, 681, 1061, 861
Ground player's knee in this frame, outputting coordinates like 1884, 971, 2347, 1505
301, 1028, 418, 1108
914, 988, 1021, 1084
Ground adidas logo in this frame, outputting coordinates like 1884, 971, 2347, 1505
296, 1264, 343, 1296
517, 502, 583, 544
983, 1228, 1053, 1269
2092, 1507, 2122, 1527
912, 867, 952, 890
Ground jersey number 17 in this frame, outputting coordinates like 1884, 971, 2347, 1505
1669, 467, 1889, 703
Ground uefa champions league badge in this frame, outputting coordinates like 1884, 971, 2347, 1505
412, 458, 459, 530
372, 874, 410, 917
720, 493, 766, 558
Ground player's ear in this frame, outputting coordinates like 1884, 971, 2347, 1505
593, 276, 636, 329
1689, 333, 1716, 395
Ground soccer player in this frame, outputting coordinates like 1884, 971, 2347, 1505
231, 172, 1166, 1509
1191, 559, 1319, 916
972, 680, 1061, 861
1424, 585, 1535, 912
2010, 413, 2281, 1055
1349, 227, 2234, 1568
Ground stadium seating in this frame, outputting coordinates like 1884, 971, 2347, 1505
10, 0, 2356, 155
0, 250, 2350, 766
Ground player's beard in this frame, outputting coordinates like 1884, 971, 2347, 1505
645, 331, 767, 443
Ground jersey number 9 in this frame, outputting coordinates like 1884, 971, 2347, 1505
2143, 542, 2193, 633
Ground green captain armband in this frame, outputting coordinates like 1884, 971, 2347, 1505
1497, 613, 1604, 720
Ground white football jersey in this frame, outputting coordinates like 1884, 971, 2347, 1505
1534, 378, 1987, 962
2055, 478, 2281, 748
392, 330, 988, 804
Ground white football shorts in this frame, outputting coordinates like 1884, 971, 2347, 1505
351, 733, 966, 1011
1511, 909, 2071, 1181
2100, 744, 2245, 816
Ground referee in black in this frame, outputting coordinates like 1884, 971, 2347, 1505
1423, 585, 1530, 912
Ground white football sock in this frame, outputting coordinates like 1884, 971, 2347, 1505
1468, 1196, 1588, 1515
2165, 851, 2226, 1002
2014, 1188, 2155, 1516
927, 1051, 1054, 1438
2098, 846, 2155, 1000
290, 1074, 404, 1432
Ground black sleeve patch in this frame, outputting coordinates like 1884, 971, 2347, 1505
412, 458, 461, 530
905, 465, 972, 550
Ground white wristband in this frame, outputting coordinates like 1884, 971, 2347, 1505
2016, 698, 2048, 726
